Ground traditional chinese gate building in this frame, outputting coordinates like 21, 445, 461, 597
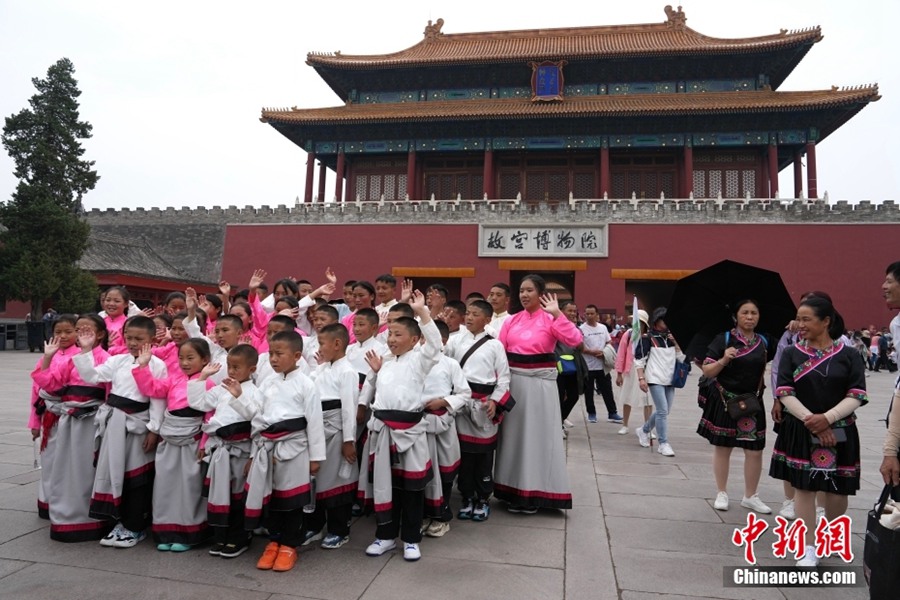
262, 7, 877, 205
235, 7, 888, 322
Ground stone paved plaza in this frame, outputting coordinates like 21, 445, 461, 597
0, 350, 886, 599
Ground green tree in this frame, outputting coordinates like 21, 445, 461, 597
0, 58, 99, 316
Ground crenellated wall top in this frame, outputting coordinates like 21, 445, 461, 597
84, 199, 899, 227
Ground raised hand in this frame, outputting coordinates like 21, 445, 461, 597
437, 307, 453, 323
399, 278, 413, 303
364, 349, 383, 373
137, 343, 153, 367
325, 267, 337, 286
539, 293, 561, 317
278, 307, 300, 320
219, 280, 231, 297
78, 328, 97, 352
238, 333, 253, 346
139, 307, 155, 318
44, 336, 61, 358
312, 282, 335, 298
248, 269, 267, 292
409, 289, 426, 312
185, 287, 198, 311
200, 362, 221, 381
221, 377, 243, 398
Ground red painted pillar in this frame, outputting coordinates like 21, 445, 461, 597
599, 146, 610, 198
793, 149, 803, 199
406, 148, 416, 200
317, 162, 327, 202
806, 142, 818, 199
767, 142, 779, 199
335, 150, 345, 203
304, 152, 316, 203
483, 148, 494, 199
683, 144, 694, 198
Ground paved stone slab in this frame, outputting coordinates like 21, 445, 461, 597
565, 505, 618, 600
594, 461, 687, 479
612, 547, 787, 600
0, 558, 32, 579
359, 556, 563, 600
0, 562, 277, 600
0, 510, 46, 545
602, 492, 723, 523
424, 520, 565, 569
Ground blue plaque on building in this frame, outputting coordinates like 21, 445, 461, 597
530, 60, 566, 102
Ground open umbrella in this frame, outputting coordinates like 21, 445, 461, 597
666, 260, 796, 361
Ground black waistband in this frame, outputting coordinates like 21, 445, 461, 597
60, 385, 106, 401
263, 417, 308, 434
216, 421, 252, 439
169, 406, 205, 418
506, 352, 556, 364
468, 381, 497, 395
321, 399, 342, 411
373, 409, 423, 424
107, 394, 149, 414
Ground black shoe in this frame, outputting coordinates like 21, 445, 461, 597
208, 542, 226, 556
220, 542, 250, 558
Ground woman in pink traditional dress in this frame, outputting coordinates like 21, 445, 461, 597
494, 274, 582, 513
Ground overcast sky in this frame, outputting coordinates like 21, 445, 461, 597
1, 0, 897, 210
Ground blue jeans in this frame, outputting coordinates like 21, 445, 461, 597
642, 384, 675, 444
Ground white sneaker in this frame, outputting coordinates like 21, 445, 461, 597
365, 538, 397, 556
796, 545, 820, 567
111, 527, 146, 548
635, 427, 650, 447
100, 523, 125, 547
779, 499, 796, 520
617, 426, 628, 435
563, 419, 575, 429
714, 492, 729, 511
657, 442, 675, 457
741, 494, 772, 514
403, 542, 421, 561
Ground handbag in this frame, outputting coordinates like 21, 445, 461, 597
671, 359, 691, 388
864, 483, 900, 599
724, 391, 763, 419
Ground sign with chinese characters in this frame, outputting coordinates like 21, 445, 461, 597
530, 60, 567, 102
478, 225, 607, 258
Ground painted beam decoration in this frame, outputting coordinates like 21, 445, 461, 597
479, 224, 607, 257
530, 60, 567, 102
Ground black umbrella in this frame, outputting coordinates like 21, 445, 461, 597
666, 260, 796, 362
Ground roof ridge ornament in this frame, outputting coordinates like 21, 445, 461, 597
424, 18, 444, 42
664, 5, 687, 29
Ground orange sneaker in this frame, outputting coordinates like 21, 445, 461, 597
272, 545, 298, 572
256, 541, 280, 570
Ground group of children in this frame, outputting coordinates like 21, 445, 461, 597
28, 272, 513, 571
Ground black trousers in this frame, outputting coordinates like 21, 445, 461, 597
305, 502, 351, 537
266, 509, 302, 547
119, 483, 153, 533
458, 451, 494, 501
375, 488, 423, 543
558, 373, 581, 420
213, 502, 250, 546
585, 370, 617, 416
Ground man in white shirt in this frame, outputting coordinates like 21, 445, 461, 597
485, 283, 511, 337
579, 304, 623, 424
374, 274, 398, 319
